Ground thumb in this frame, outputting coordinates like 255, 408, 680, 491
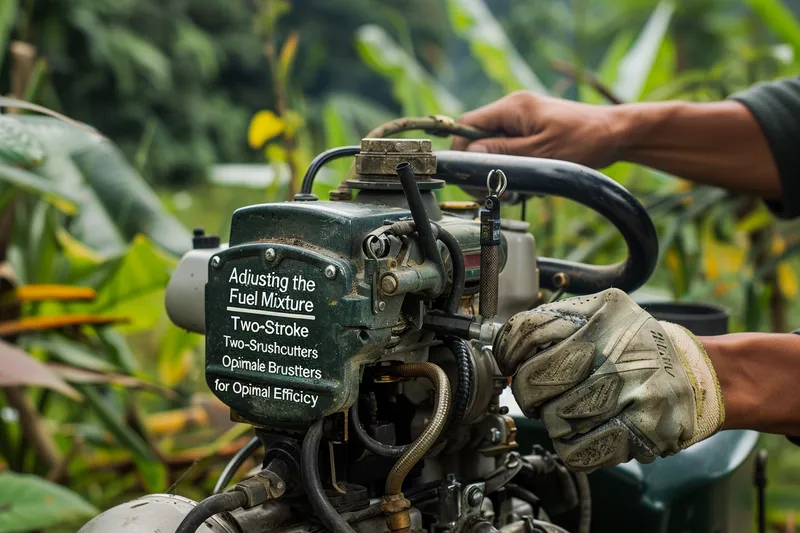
464, 137, 530, 156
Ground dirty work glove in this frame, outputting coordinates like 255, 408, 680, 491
494, 288, 724, 472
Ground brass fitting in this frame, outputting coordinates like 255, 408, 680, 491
381, 493, 412, 533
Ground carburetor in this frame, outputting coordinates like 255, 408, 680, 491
168, 138, 530, 430
141, 134, 659, 533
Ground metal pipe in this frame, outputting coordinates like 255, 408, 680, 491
384, 362, 451, 495
381, 362, 451, 533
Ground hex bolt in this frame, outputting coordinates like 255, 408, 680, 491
265, 248, 276, 262
211, 256, 221, 268
325, 265, 337, 279
378, 301, 386, 311
467, 487, 483, 507
488, 427, 502, 444
381, 274, 399, 294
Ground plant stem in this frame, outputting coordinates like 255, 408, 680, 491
2, 387, 61, 471
264, 41, 297, 200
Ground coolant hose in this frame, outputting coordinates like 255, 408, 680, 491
302, 419, 358, 533
433, 224, 465, 315
574, 472, 591, 533
174, 491, 247, 533
385, 362, 451, 496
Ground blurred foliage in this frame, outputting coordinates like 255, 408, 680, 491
4, 0, 800, 530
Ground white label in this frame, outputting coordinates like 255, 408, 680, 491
219, 265, 326, 408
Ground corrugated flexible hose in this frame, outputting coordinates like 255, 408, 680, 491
385, 362, 451, 496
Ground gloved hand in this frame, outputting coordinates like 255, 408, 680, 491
494, 289, 724, 472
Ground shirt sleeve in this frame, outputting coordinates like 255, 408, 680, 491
728, 76, 800, 219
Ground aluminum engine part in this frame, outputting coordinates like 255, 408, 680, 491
77, 494, 237, 533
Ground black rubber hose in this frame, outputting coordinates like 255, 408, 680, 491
434, 150, 659, 294
300, 145, 360, 195
444, 336, 473, 430
506, 484, 540, 513
349, 402, 409, 458
212, 436, 261, 494
174, 491, 247, 533
433, 224, 465, 316
302, 419, 358, 533
396, 162, 445, 295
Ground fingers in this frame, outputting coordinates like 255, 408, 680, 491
494, 309, 587, 375
450, 91, 534, 152
456, 136, 536, 156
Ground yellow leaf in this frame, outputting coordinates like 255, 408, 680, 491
56, 228, 104, 264
772, 235, 786, 255
15, 284, 96, 302
703, 236, 745, 281
665, 249, 680, 274
279, 31, 300, 79
777, 262, 798, 299
0, 314, 129, 336
248, 110, 285, 149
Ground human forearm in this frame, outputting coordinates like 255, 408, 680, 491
609, 100, 781, 198
702, 332, 800, 435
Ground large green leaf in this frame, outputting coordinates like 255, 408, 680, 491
355, 25, 462, 117
17, 116, 191, 256
612, 1, 675, 102
86, 235, 176, 332
27, 335, 119, 373
446, 0, 548, 95
0, 163, 79, 214
74, 383, 158, 463
0, 472, 97, 533
746, 0, 800, 60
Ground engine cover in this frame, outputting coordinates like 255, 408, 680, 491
205, 201, 412, 429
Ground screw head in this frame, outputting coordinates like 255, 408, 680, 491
381, 274, 398, 294
325, 265, 337, 279
211, 256, 221, 268
276, 481, 285, 490
488, 427, 502, 444
265, 248, 276, 261
467, 487, 483, 507
378, 301, 386, 311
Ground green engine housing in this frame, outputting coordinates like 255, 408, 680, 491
204, 199, 504, 429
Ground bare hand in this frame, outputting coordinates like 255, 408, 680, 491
451, 91, 622, 169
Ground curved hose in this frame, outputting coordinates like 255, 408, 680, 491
300, 145, 360, 195
506, 484, 540, 514
385, 362, 451, 496
349, 402, 409, 458
433, 224, 465, 316
574, 472, 591, 533
213, 436, 261, 494
396, 163, 445, 297
365, 116, 497, 141
174, 491, 247, 533
302, 419, 358, 533
444, 337, 472, 430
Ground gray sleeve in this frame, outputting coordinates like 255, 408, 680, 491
728, 76, 800, 219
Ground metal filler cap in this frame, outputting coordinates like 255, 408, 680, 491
348, 138, 443, 191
